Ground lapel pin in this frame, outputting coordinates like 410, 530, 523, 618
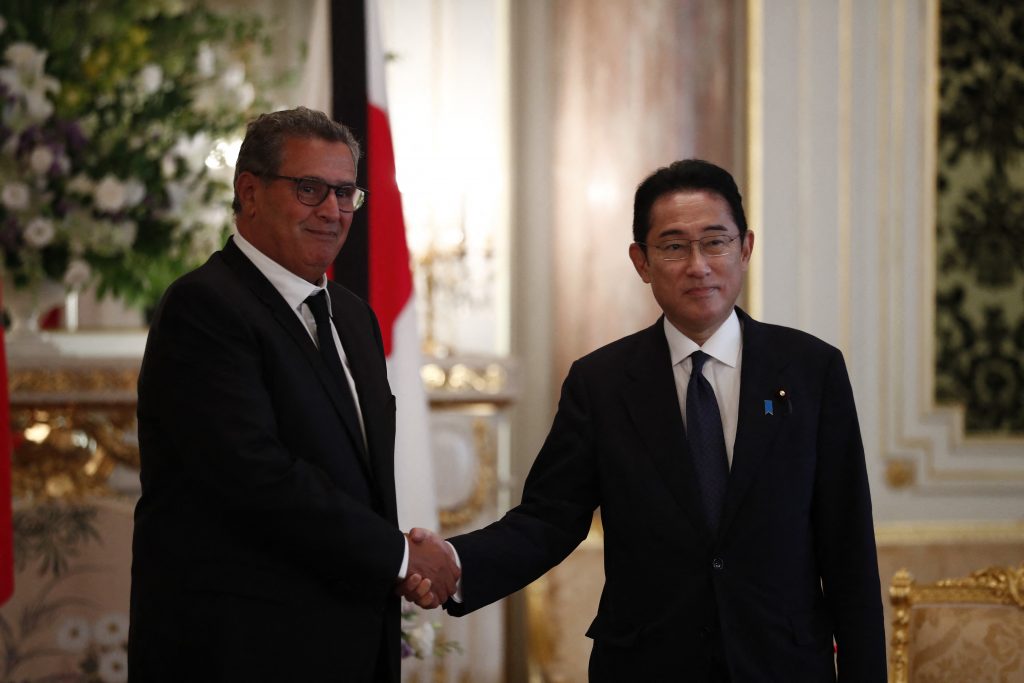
777, 388, 792, 415
764, 400, 774, 415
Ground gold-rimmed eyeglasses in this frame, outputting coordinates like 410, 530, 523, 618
637, 234, 740, 261
266, 174, 368, 212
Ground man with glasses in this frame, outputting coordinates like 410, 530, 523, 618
129, 107, 458, 682
411, 159, 885, 680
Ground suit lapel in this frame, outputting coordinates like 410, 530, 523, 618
328, 289, 397, 516
220, 240, 372, 472
718, 308, 789, 539
624, 320, 714, 544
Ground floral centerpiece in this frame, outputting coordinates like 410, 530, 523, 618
0, 0, 284, 312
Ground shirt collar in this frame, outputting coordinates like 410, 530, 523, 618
664, 309, 741, 368
232, 231, 329, 312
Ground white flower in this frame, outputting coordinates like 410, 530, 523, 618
29, 146, 54, 175
407, 622, 436, 658
122, 178, 146, 208
235, 82, 255, 111
220, 63, 245, 89
136, 64, 163, 95
112, 220, 137, 249
94, 175, 128, 212
195, 43, 216, 77
172, 132, 212, 174
93, 613, 129, 647
63, 258, 92, 289
160, 153, 178, 179
1, 181, 30, 210
0, 43, 59, 100
97, 648, 128, 683
55, 616, 91, 652
67, 174, 95, 195
22, 217, 55, 247
21, 89, 54, 122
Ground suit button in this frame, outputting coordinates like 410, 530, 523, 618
712, 557, 724, 570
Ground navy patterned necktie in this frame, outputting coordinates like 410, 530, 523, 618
686, 350, 730, 536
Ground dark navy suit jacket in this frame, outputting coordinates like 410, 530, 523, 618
448, 308, 886, 681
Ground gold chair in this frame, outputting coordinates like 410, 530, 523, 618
889, 564, 1024, 682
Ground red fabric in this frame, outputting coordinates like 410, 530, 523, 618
40, 306, 61, 330
366, 102, 412, 357
0, 283, 14, 605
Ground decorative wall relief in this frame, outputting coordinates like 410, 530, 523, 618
935, 1, 1024, 434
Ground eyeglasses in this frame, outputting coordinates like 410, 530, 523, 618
637, 234, 740, 261
266, 174, 368, 212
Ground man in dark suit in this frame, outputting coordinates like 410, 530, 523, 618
412, 159, 886, 680
128, 107, 458, 682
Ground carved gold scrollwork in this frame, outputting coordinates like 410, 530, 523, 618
888, 564, 1024, 683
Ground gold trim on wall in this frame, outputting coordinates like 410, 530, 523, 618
438, 416, 498, 530
876, 520, 1024, 546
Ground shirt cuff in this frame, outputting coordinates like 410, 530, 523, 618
446, 540, 463, 603
397, 536, 410, 579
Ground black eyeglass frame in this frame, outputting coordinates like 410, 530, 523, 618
265, 174, 368, 212
636, 234, 741, 261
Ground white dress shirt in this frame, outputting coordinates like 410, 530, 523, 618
664, 309, 743, 467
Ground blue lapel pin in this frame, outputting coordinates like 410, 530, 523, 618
764, 399, 774, 415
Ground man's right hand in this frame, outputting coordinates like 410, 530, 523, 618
403, 528, 460, 604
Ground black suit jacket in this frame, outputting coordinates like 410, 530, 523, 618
448, 309, 886, 681
129, 238, 404, 682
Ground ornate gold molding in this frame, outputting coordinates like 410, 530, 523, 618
10, 405, 139, 499
9, 367, 138, 396
421, 356, 517, 406
8, 361, 141, 499
889, 564, 1024, 683
438, 417, 497, 530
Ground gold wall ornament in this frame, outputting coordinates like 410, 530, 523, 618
8, 358, 141, 500
10, 405, 139, 499
421, 356, 517, 406
884, 457, 917, 489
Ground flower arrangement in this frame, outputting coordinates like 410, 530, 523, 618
0, 0, 284, 310
400, 603, 461, 660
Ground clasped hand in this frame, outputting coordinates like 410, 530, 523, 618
396, 527, 459, 609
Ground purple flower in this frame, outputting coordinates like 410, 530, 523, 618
400, 640, 414, 659
0, 218, 22, 251
63, 119, 89, 150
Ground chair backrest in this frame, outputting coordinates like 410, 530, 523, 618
889, 564, 1024, 682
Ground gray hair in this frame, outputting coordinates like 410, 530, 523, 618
231, 107, 361, 213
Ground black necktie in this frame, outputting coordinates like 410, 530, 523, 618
304, 291, 363, 442
686, 350, 729, 536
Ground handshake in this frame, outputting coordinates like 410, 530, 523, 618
396, 527, 460, 609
